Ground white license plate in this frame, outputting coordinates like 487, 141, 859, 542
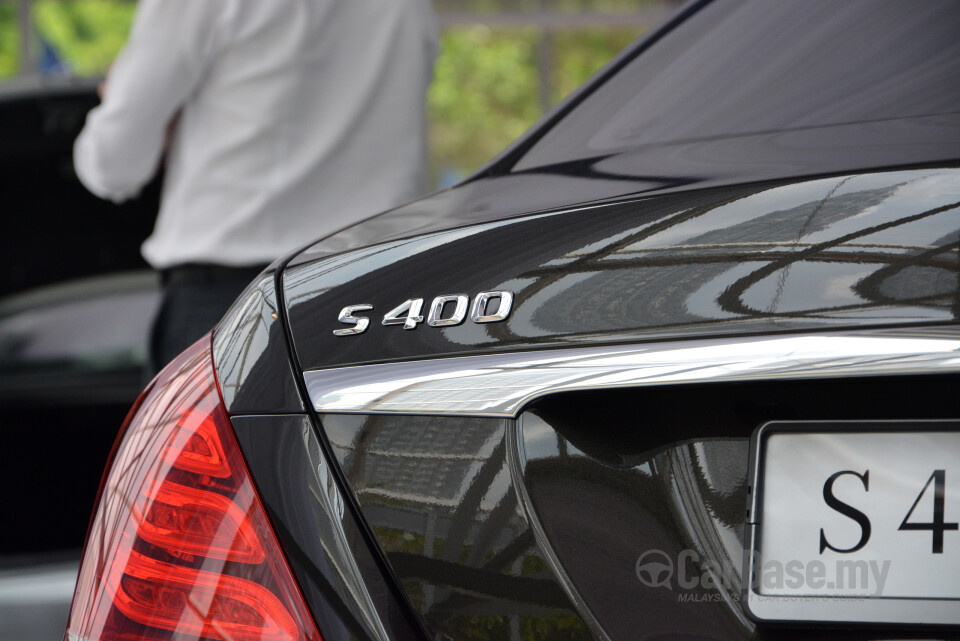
744, 421, 960, 625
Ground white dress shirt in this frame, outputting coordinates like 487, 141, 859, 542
75, 0, 438, 268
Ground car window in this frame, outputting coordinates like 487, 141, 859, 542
512, 0, 960, 172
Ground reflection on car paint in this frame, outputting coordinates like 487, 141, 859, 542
321, 413, 594, 641
285, 169, 960, 371
521, 411, 753, 641
212, 270, 304, 414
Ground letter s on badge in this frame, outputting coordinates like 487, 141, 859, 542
332, 304, 374, 336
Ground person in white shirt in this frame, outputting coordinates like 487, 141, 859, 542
74, 0, 438, 374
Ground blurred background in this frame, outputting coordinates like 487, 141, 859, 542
0, 1, 678, 639
1, 0, 675, 186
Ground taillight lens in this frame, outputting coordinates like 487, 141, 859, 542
65, 336, 322, 641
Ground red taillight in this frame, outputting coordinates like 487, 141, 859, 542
65, 336, 322, 641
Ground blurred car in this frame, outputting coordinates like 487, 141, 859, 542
0, 76, 161, 298
0, 271, 159, 640
0, 76, 159, 640
64, 1, 960, 640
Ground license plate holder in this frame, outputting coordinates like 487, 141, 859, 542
744, 420, 960, 625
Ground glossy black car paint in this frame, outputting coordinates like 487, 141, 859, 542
317, 412, 596, 640
213, 268, 304, 414
209, 1, 960, 640
231, 415, 424, 641
284, 168, 960, 371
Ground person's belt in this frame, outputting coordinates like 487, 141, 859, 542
161, 263, 267, 286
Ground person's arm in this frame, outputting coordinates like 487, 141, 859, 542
74, 0, 230, 202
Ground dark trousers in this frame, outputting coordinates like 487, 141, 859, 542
146, 263, 268, 380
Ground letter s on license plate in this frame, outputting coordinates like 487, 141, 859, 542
744, 421, 960, 625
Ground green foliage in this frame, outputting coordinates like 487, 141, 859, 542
552, 28, 640, 103
0, 4, 19, 78
552, 0, 674, 11
429, 26, 542, 180
520, 553, 550, 575
33, 0, 134, 75
429, 25, 642, 179
435, 0, 671, 12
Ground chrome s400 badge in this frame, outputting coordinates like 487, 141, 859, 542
333, 290, 513, 336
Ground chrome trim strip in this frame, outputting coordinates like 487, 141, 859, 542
305, 328, 960, 417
